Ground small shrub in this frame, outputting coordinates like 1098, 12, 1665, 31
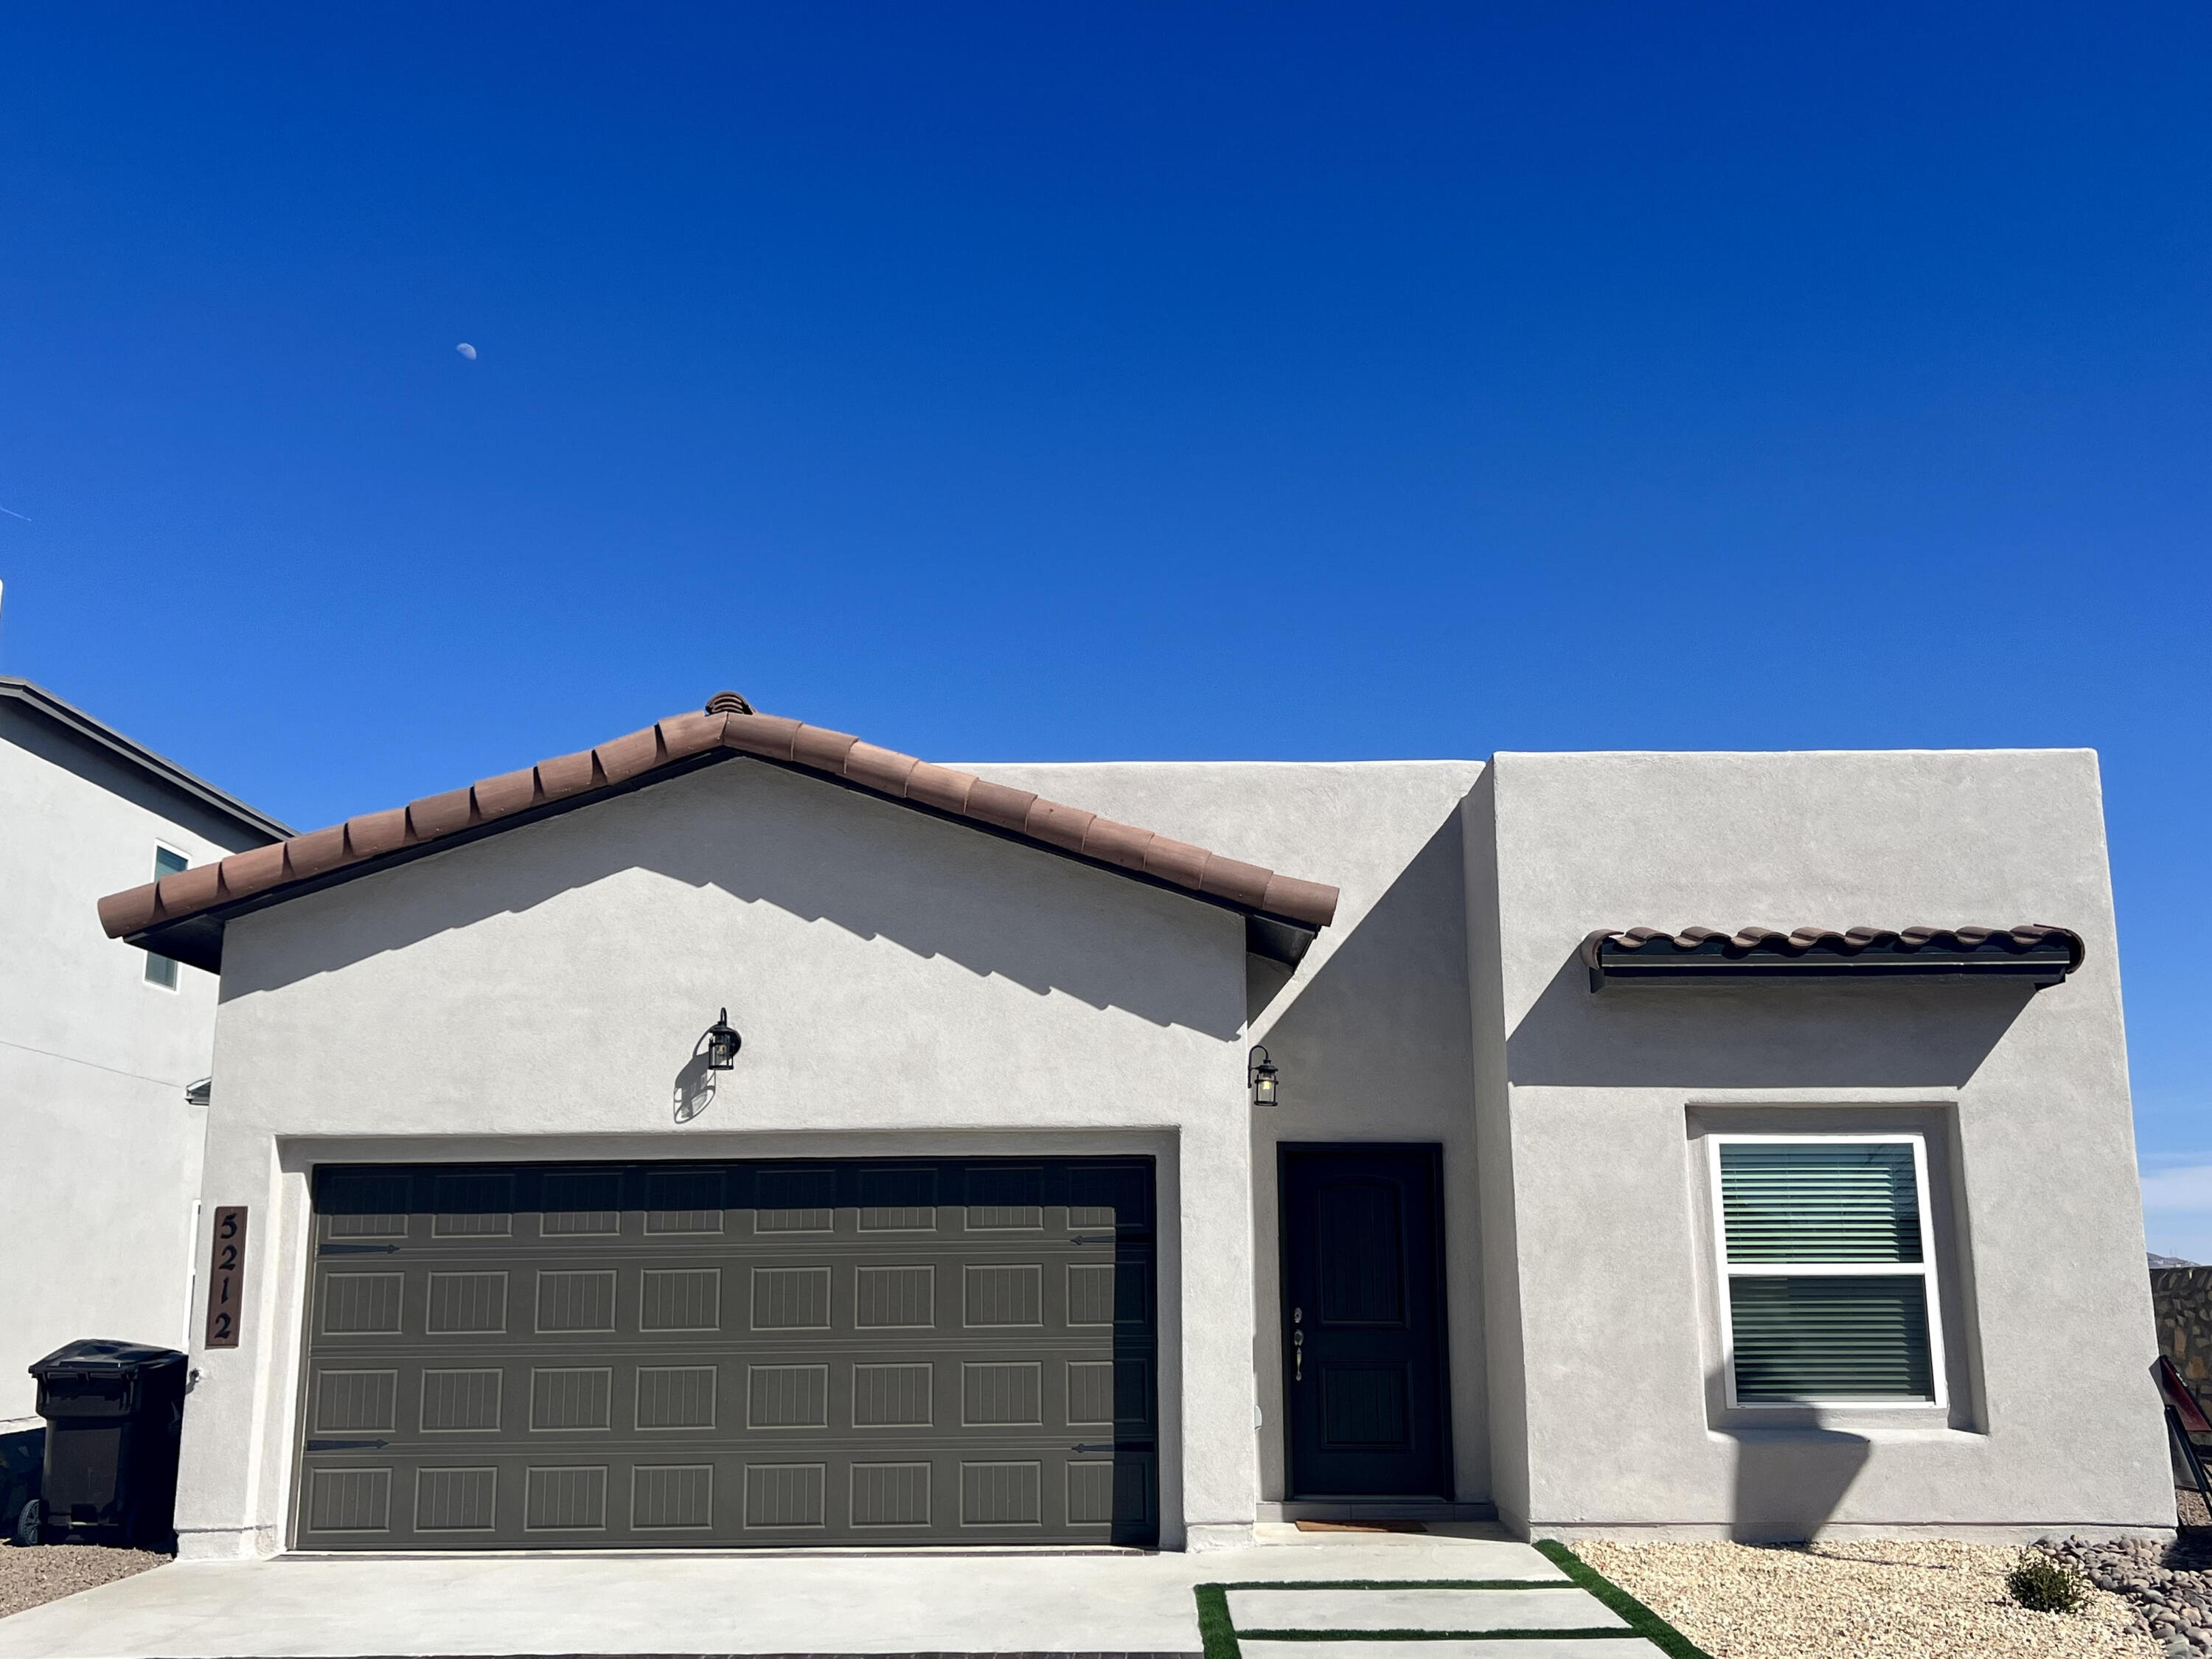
2008, 1554, 2089, 1614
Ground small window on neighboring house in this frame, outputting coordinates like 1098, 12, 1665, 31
144, 846, 189, 989
1711, 1135, 1945, 1408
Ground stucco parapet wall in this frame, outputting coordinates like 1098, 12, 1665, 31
95, 695, 1340, 971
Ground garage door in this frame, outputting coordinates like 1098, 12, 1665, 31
293, 1158, 1156, 1549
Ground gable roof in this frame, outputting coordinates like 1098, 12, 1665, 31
97, 691, 1340, 971
1, 676, 293, 844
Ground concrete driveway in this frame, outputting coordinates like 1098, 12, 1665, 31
0, 1526, 1565, 1659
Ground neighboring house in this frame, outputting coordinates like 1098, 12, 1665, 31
1, 678, 288, 1423
97, 692, 2170, 1558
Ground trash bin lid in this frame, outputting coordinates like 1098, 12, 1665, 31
28, 1339, 187, 1378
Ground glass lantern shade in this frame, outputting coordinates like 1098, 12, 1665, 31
703, 1009, 742, 1071
1248, 1045, 1280, 1107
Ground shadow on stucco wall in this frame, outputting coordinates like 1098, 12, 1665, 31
1244, 807, 1487, 1503
1507, 953, 2034, 1088
671, 1051, 717, 1123
1251, 810, 1475, 1107
1719, 1417, 1873, 1543
220, 759, 1245, 1037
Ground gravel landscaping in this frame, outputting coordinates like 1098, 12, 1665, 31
0, 1542, 168, 1621
1574, 1537, 2157, 1659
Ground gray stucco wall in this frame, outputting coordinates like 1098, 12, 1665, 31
1469, 748, 2171, 1540
0, 703, 266, 1420
978, 761, 1492, 1508
181, 759, 1255, 1557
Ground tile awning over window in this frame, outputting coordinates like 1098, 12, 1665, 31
1579, 924, 2084, 991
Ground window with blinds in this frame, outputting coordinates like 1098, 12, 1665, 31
1710, 1136, 1944, 1408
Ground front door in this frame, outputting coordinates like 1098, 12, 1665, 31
1279, 1144, 1450, 1498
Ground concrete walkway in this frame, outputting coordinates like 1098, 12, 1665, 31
1220, 1577, 1666, 1659
0, 1527, 1563, 1659
1243, 1647, 1660, 1659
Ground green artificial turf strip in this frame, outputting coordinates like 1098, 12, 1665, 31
1534, 1539, 1717, 1659
1195, 1583, 1242, 1659
1216, 1578, 1580, 1590
1234, 1628, 1641, 1642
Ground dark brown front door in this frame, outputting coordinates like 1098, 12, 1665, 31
1279, 1144, 1451, 1498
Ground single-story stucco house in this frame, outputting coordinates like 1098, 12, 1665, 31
97, 691, 2172, 1558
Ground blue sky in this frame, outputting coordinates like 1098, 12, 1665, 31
3, 7, 2207, 1242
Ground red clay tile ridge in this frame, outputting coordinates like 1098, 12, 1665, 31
97, 692, 1340, 967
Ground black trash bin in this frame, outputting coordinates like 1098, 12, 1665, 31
26, 1340, 187, 1548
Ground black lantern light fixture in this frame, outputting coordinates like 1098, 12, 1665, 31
1248, 1044, 1279, 1108
700, 1007, 743, 1072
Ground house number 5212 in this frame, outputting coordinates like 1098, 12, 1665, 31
204, 1206, 248, 1349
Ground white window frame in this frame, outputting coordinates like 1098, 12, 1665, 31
144, 842, 190, 992
1708, 1131, 1947, 1411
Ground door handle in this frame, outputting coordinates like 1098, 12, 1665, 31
1293, 1326, 1304, 1382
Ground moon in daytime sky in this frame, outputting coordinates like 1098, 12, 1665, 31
456, 342, 477, 360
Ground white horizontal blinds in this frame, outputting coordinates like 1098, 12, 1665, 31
1720, 1144, 1921, 1264
1726, 1277, 1935, 1402
1716, 1138, 1940, 1406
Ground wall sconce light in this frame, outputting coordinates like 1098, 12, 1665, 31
700, 1008, 743, 1072
1248, 1044, 1279, 1108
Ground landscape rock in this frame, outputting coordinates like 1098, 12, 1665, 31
0, 1540, 167, 1619
1576, 1536, 2153, 1658
2036, 1534, 2212, 1656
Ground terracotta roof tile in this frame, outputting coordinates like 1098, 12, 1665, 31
1262, 873, 1340, 922
1140, 836, 1209, 891
221, 842, 287, 900
1023, 798, 1096, 854
471, 767, 540, 824
790, 724, 862, 774
286, 824, 350, 880
345, 807, 408, 860
406, 787, 475, 843
724, 712, 802, 762
98, 692, 1343, 964
964, 779, 1040, 832
156, 860, 221, 918
1197, 854, 1273, 911
98, 883, 159, 938
844, 740, 920, 799
536, 750, 599, 801
594, 726, 663, 786
657, 710, 724, 762
905, 760, 977, 815
1080, 816, 1156, 871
